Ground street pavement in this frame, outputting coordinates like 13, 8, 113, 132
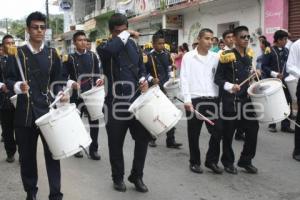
0, 115, 300, 200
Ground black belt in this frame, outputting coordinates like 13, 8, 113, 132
195, 96, 218, 100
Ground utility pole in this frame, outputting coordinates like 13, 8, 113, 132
46, 0, 50, 28
5, 18, 8, 34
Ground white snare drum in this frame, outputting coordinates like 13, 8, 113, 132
248, 78, 290, 123
285, 75, 297, 102
163, 78, 181, 100
35, 104, 91, 160
128, 85, 182, 138
80, 86, 105, 121
10, 95, 17, 108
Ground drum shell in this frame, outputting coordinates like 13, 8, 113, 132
163, 78, 181, 100
35, 104, 91, 160
80, 86, 105, 121
285, 75, 297, 102
129, 85, 182, 137
248, 78, 290, 123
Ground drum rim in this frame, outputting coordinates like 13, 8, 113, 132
284, 74, 297, 82
128, 85, 160, 113
247, 78, 283, 97
163, 78, 180, 90
80, 85, 105, 97
35, 103, 77, 126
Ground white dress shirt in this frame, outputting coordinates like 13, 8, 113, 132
180, 49, 219, 103
286, 39, 300, 77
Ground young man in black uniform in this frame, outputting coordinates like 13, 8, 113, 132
97, 13, 151, 193
145, 32, 182, 149
215, 26, 259, 174
262, 30, 294, 133
63, 31, 102, 160
6, 12, 67, 200
0, 35, 17, 163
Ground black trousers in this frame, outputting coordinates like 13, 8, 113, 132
294, 102, 300, 156
152, 127, 176, 144
77, 99, 99, 153
222, 108, 259, 167
105, 104, 151, 182
186, 98, 222, 165
0, 108, 17, 157
15, 127, 63, 200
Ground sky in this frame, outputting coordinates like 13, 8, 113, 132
0, 0, 62, 20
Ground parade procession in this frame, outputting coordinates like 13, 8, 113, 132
0, 0, 300, 200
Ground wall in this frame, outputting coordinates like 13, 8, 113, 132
181, 0, 262, 54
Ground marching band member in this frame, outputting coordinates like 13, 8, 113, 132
286, 39, 300, 162
6, 12, 66, 200
63, 31, 102, 160
181, 28, 223, 174
97, 13, 151, 193
262, 30, 294, 133
145, 32, 182, 149
215, 26, 259, 174
0, 34, 17, 163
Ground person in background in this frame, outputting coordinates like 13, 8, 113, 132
210, 37, 220, 53
218, 39, 225, 50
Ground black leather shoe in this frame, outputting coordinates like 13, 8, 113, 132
149, 140, 157, 147
166, 141, 182, 149
113, 180, 126, 192
128, 176, 148, 193
269, 127, 277, 133
205, 163, 223, 174
90, 151, 101, 160
74, 151, 83, 158
224, 165, 238, 174
281, 127, 295, 133
6, 155, 15, 163
189, 164, 203, 174
293, 154, 300, 161
237, 163, 258, 174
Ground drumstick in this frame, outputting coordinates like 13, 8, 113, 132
238, 73, 256, 87
15, 55, 26, 82
175, 97, 215, 126
128, 74, 151, 102
150, 55, 158, 79
285, 113, 300, 128
49, 88, 71, 108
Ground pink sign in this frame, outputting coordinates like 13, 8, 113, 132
264, 0, 288, 43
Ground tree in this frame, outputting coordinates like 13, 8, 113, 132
49, 14, 64, 37
9, 20, 26, 40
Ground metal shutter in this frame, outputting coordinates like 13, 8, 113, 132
289, 0, 300, 40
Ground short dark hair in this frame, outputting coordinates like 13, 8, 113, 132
87, 38, 91, 42
73, 31, 86, 42
26, 11, 47, 27
198, 28, 213, 38
2, 34, 13, 44
182, 42, 189, 52
259, 35, 267, 41
233, 26, 249, 36
274, 30, 288, 42
222, 30, 234, 39
261, 39, 271, 48
108, 13, 128, 31
152, 31, 165, 43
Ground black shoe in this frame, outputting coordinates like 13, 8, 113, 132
293, 154, 300, 162
148, 140, 157, 147
74, 151, 83, 158
224, 165, 238, 174
237, 163, 258, 174
89, 151, 101, 160
128, 176, 149, 193
189, 164, 203, 174
113, 180, 126, 192
281, 127, 295, 133
166, 141, 182, 149
269, 127, 277, 133
6, 155, 15, 163
235, 133, 245, 141
205, 163, 223, 174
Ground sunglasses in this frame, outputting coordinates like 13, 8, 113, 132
240, 35, 251, 40
30, 25, 46, 31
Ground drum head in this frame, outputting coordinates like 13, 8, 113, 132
164, 79, 180, 90
80, 86, 104, 97
248, 78, 282, 97
284, 75, 297, 82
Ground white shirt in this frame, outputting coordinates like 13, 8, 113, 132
180, 49, 219, 103
286, 39, 293, 50
27, 41, 45, 54
286, 39, 300, 78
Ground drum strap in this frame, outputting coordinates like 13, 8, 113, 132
271, 47, 281, 73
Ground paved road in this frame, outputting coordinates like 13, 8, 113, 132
0, 116, 300, 200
